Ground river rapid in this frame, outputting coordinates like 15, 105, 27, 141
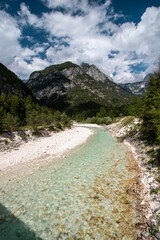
0, 127, 144, 240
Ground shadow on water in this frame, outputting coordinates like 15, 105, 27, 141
0, 203, 42, 240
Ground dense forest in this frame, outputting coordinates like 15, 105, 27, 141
128, 68, 160, 145
0, 94, 71, 133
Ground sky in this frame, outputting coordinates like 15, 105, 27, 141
0, 0, 160, 83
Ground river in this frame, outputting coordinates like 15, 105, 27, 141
0, 127, 143, 239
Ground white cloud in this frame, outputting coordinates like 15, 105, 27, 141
18, 3, 41, 27
0, 9, 50, 78
1, 2, 160, 83
41, 0, 93, 13
106, 6, 160, 82
0, 10, 21, 66
10, 56, 50, 78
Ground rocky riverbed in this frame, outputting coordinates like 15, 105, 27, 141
106, 117, 160, 240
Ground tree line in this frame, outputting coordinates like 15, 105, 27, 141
0, 94, 71, 133
127, 69, 160, 145
0, 68, 159, 146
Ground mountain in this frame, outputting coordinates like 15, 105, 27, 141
27, 61, 133, 113
120, 73, 154, 96
0, 63, 32, 97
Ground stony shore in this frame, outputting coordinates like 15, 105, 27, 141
106, 117, 160, 240
0, 125, 94, 172
0, 121, 159, 239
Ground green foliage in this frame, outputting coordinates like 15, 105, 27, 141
42, 62, 78, 74
3, 113, 20, 131
0, 63, 32, 97
127, 70, 160, 145
148, 159, 154, 165
150, 188, 159, 194
141, 71, 160, 144
53, 111, 61, 122
96, 107, 107, 118
127, 96, 144, 116
86, 116, 112, 125
60, 112, 71, 128
19, 132, 27, 141
121, 116, 134, 127
0, 93, 71, 133
4, 139, 8, 145
65, 78, 132, 111
31, 62, 78, 77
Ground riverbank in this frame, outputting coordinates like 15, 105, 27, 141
0, 125, 146, 239
106, 117, 160, 240
0, 125, 93, 172
0, 121, 159, 239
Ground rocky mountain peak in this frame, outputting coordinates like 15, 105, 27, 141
81, 63, 107, 82
27, 61, 133, 111
119, 73, 154, 95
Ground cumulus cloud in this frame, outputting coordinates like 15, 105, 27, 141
0, 8, 50, 78
10, 56, 50, 78
0, 10, 21, 65
18, 3, 41, 27
0, 1, 160, 82
107, 6, 160, 82
41, 0, 112, 14
41, 0, 88, 12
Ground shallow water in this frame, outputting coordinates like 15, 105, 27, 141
0, 128, 141, 239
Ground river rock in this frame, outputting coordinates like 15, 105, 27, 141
142, 232, 151, 239
147, 220, 155, 228
155, 232, 160, 240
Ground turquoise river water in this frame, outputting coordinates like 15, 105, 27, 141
0, 127, 143, 240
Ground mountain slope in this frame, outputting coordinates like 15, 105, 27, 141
0, 63, 32, 97
27, 61, 133, 112
120, 73, 154, 95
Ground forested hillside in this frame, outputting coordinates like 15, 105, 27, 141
0, 94, 70, 133
27, 61, 133, 120
0, 63, 71, 133
0, 63, 32, 97
128, 69, 160, 145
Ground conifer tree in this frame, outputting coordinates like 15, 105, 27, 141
141, 70, 160, 144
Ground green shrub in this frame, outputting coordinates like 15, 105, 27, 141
3, 113, 19, 131
150, 188, 159, 194
86, 116, 112, 125
121, 116, 134, 127
148, 159, 154, 165
60, 112, 71, 128
4, 139, 8, 145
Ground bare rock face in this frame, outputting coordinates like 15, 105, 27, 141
61, 67, 83, 81
27, 72, 73, 100
120, 73, 154, 96
26, 61, 133, 110
81, 63, 107, 82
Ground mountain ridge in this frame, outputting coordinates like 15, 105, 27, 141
0, 63, 33, 98
119, 73, 154, 95
27, 61, 133, 114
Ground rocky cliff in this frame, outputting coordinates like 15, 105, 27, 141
120, 73, 154, 96
27, 61, 133, 111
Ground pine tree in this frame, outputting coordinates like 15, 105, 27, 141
141, 71, 160, 144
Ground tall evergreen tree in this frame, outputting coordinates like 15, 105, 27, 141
141, 70, 160, 144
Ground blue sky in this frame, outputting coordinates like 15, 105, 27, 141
0, 0, 160, 83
